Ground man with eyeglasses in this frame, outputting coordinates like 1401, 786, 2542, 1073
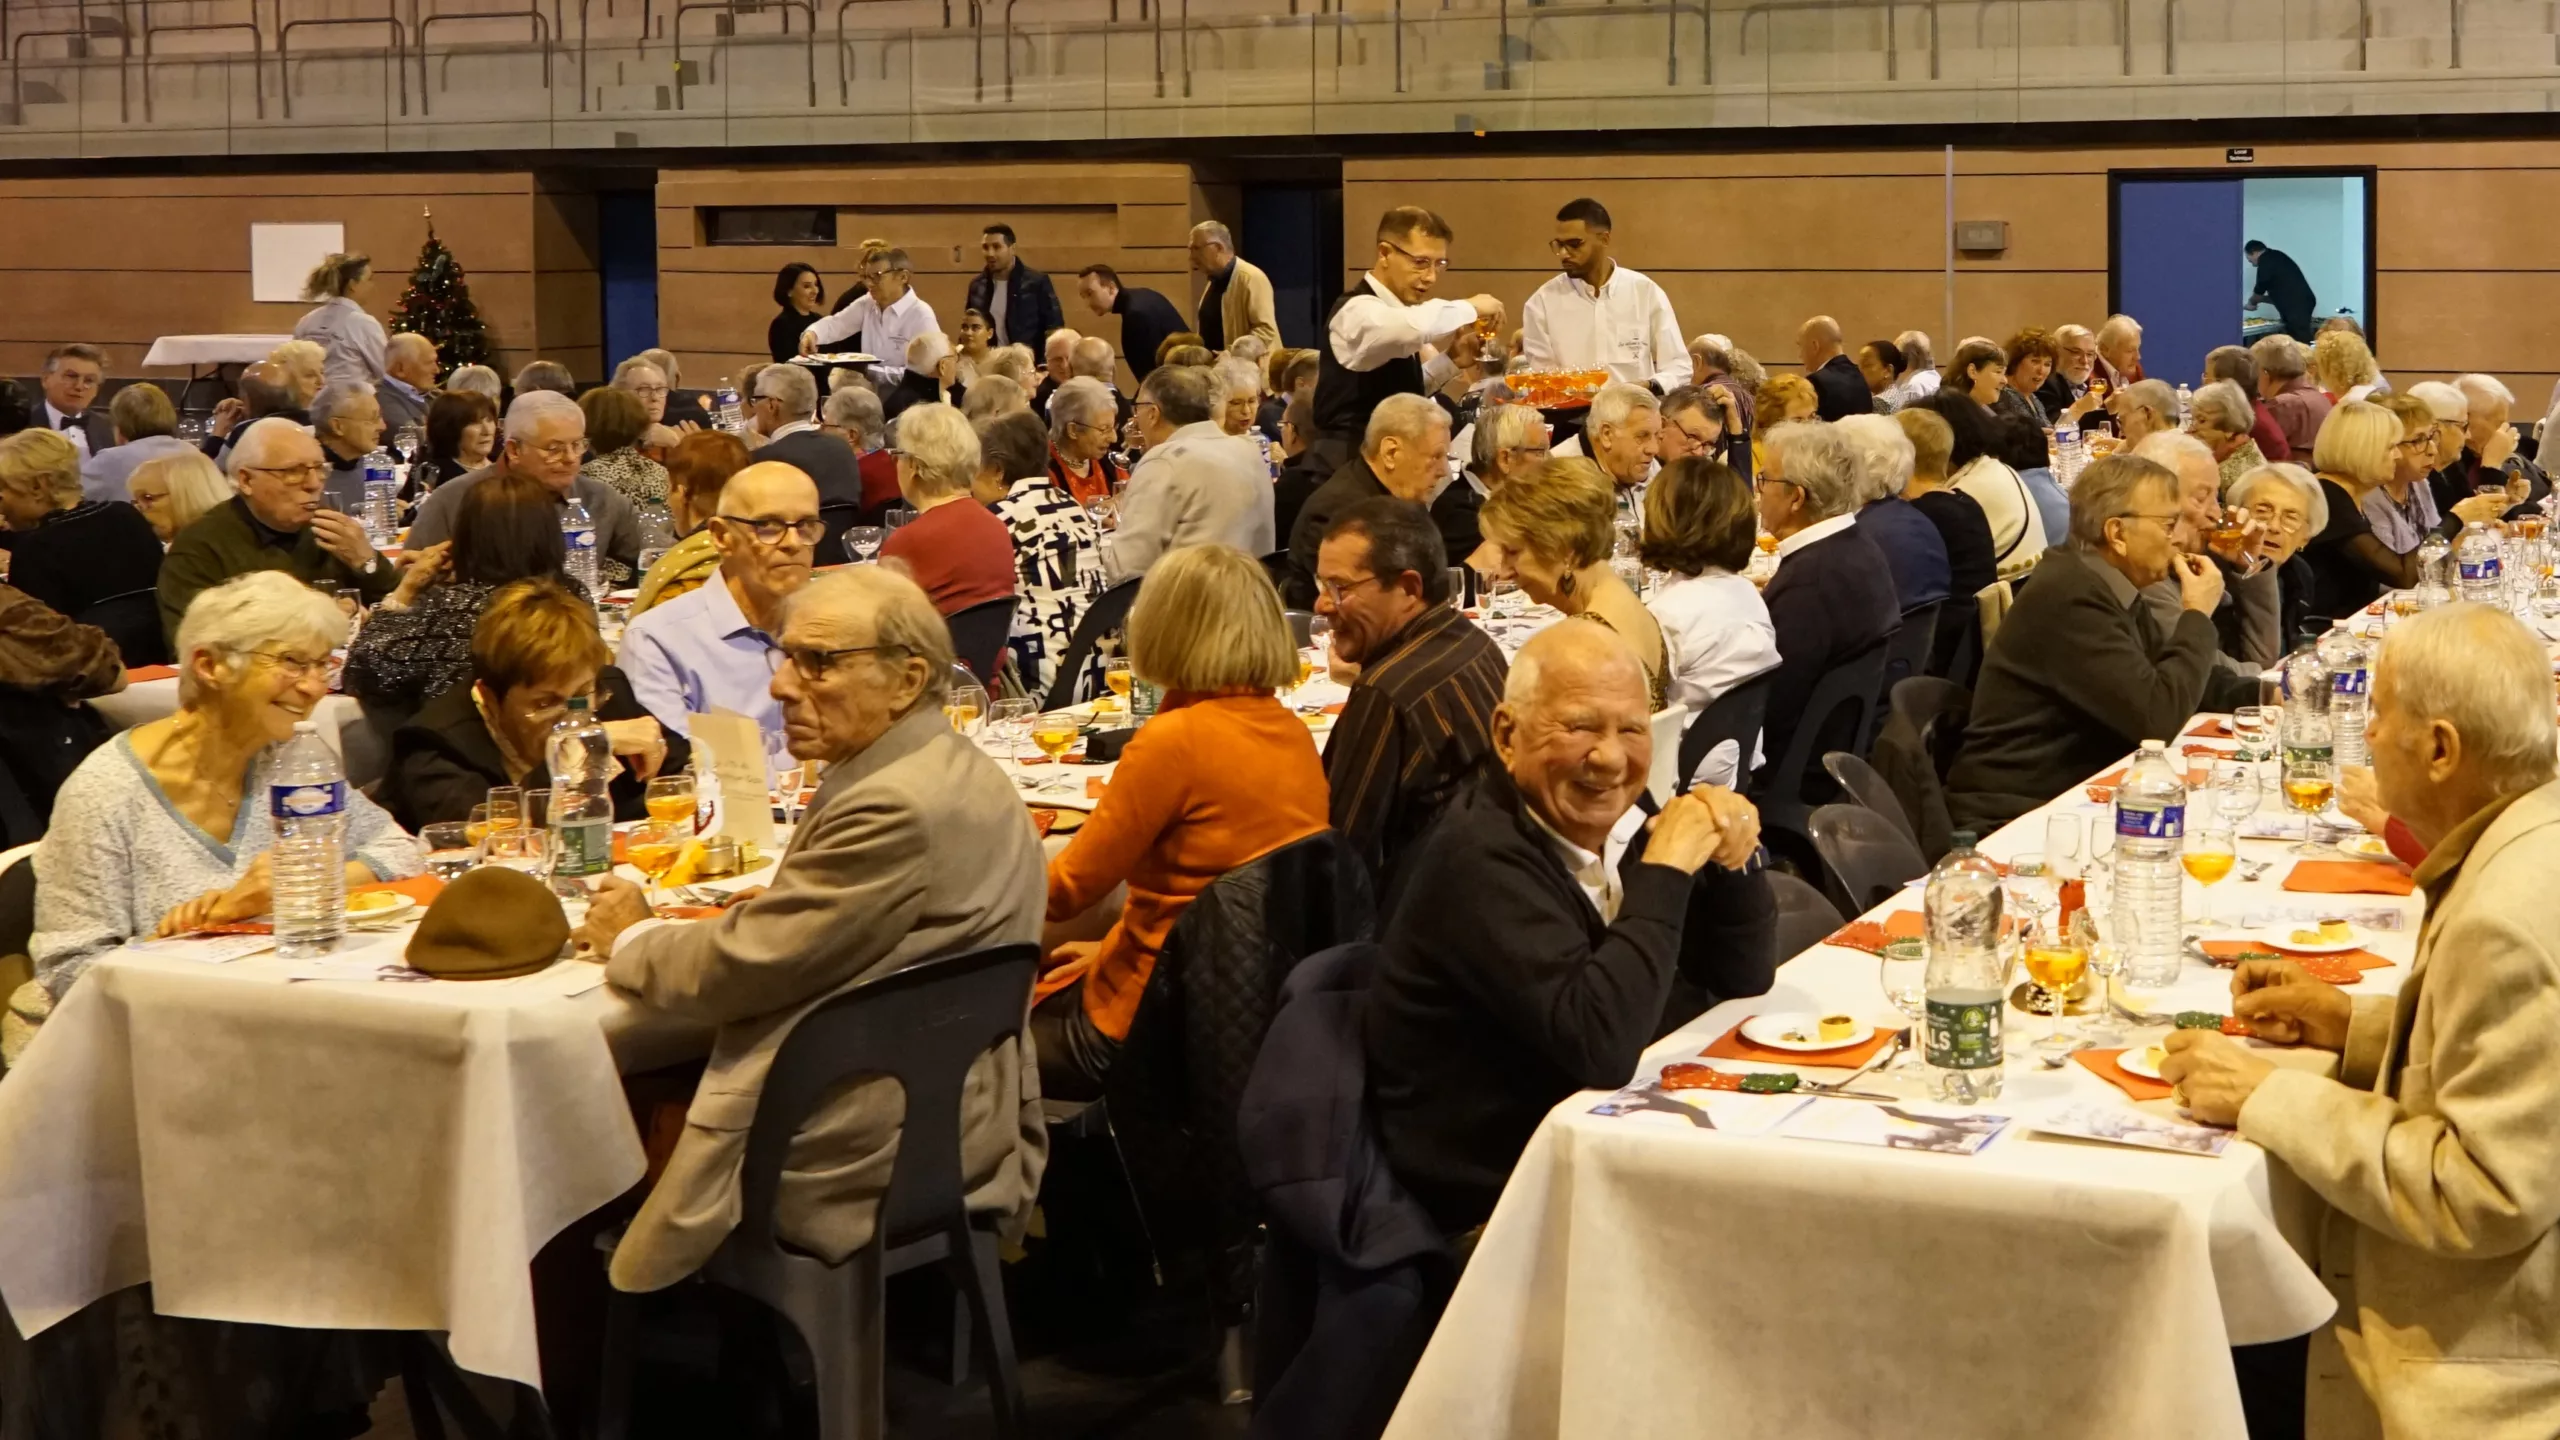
157, 417, 402, 643
1313, 205, 1503, 457
745, 363, 862, 517
617, 461, 822, 770
573, 563, 1048, 1299
1286, 393, 1453, 609
1654, 386, 1726, 466
797, 246, 940, 386
1111, 365, 1273, 579
1947, 453, 2252, 834
1518, 198, 1689, 394
2035, 324, 2106, 433
404, 390, 647, 586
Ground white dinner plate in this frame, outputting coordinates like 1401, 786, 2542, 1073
2334, 833, 2391, 861
2250, 924, 2362, 955
2117, 1044, 2168, 1081
1740, 1012, 1874, 1053
346, 893, 418, 925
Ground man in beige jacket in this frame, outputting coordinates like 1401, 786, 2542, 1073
577, 565, 1048, 1293
1189, 220, 1279, 353
2164, 601, 2560, 1438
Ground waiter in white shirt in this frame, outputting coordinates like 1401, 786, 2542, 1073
1518, 198, 1690, 393
799, 247, 939, 385
1312, 205, 1503, 453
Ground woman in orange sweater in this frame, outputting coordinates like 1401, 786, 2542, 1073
1034, 543, 1330, 1096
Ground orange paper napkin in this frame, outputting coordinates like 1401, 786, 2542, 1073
2186, 718, 2234, 739
1086, 777, 1109, 800
2074, 1048, 2173, 1102
1030, 808, 1060, 838
1822, 910, 1927, 954
1701, 1019, 1903, 1070
2086, 769, 2126, 802
352, 873, 446, 905
1322, 702, 1346, 716
2199, 939, 2392, 980
124, 664, 179, 683
2282, 860, 2417, 896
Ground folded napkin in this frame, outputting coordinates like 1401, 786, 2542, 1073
1322, 702, 1346, 716
353, 874, 445, 905
1822, 910, 1926, 954
2074, 1048, 2173, 1102
1030, 808, 1060, 838
2283, 860, 2416, 896
2086, 770, 2126, 802
2199, 939, 2392, 978
1700, 1019, 1903, 1070
1086, 777, 1109, 800
124, 664, 179, 683
2186, 718, 2234, 739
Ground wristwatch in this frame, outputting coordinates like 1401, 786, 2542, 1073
362, 554, 380, 576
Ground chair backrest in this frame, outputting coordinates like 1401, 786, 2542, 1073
1644, 704, 1689, 806
1037, 576, 1144, 711
1808, 802, 1930, 915
1679, 668, 1773, 795
731, 943, 1039, 1253
1260, 550, 1295, 597
816, 500, 859, 566
79, 589, 170, 668
1281, 609, 1315, 649
945, 596, 1017, 689
1888, 676, 1973, 784
1823, 750, 1918, 848
1755, 640, 1888, 836
1881, 600, 1941, 700
1767, 870, 1845, 963
1976, 579, 2014, 652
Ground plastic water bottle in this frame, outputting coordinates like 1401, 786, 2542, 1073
2174, 382, 2194, 421
269, 721, 348, 959
634, 500, 674, 576
2319, 622, 2371, 766
1922, 833, 2006, 1104
2110, 740, 2188, 989
2051, 423, 2084, 490
2416, 531, 2452, 596
546, 695, 613, 895
2456, 519, 2505, 604
560, 494, 599, 595
715, 379, 746, 434
361, 446, 400, 544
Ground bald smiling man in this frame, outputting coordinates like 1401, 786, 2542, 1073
1798, 313, 1873, 422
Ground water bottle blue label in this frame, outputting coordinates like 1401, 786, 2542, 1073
2331, 667, 2369, 697
565, 529, 596, 551
2460, 558, 2503, 581
272, 780, 347, 820
2115, 801, 2184, 839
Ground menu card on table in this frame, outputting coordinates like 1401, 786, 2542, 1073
690, 708, 776, 852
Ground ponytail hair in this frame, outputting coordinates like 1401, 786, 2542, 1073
303, 252, 373, 302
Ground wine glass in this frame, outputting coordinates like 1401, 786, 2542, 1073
483, 786, 524, 840
2230, 705, 2273, 765
988, 696, 1036, 772
2533, 572, 2560, 625
624, 821, 687, 905
2043, 814, 2081, 880
1087, 494, 1119, 531
1877, 937, 1926, 1067
842, 525, 884, 564
882, 505, 917, 535
482, 826, 548, 880
1308, 615, 1333, 681
1103, 656, 1134, 714
945, 679, 990, 736
2072, 909, 2126, 1046
2183, 824, 2237, 893
2021, 910, 2089, 1061
1030, 711, 1083, 784
2282, 746, 2336, 854
2211, 759, 2260, 831
1488, 574, 1521, 618
646, 774, 698, 833
421, 822, 477, 882
2003, 852, 2057, 929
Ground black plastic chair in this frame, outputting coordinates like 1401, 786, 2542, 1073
1258, 549, 1294, 596
1037, 576, 1143, 711
1823, 750, 1918, 849
1808, 802, 1929, 917
1677, 668, 1773, 794
1767, 870, 1846, 962
1752, 641, 1888, 853
946, 596, 1017, 689
1889, 677, 1973, 784
1882, 600, 1941, 702
77, 588, 169, 668
597, 943, 1039, 1440
817, 500, 860, 565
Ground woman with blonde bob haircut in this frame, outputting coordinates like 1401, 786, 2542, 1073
128, 449, 237, 545
1033, 544, 1328, 1095
1478, 456, 1667, 706
2303, 399, 2424, 619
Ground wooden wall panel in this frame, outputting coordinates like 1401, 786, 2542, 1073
0, 173, 567, 380
654, 161, 1201, 388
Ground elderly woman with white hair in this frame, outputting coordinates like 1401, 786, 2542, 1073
958, 373, 1027, 425
1754, 421, 1901, 778
21, 573, 423, 1016
2186, 378, 2269, 494
876, 402, 1016, 618
444, 364, 503, 406
2444, 372, 2545, 519
2221, 462, 2327, 667
1044, 375, 1125, 511
127, 448, 238, 547
1212, 356, 1264, 441
1833, 413, 1950, 615
612, 355, 675, 429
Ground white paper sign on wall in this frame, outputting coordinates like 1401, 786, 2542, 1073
250, 222, 346, 303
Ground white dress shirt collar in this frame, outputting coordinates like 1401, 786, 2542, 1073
1525, 804, 1622, 923
1774, 511, 1857, 560
766, 419, 821, 442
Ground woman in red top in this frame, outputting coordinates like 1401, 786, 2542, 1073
1045, 376, 1126, 512
876, 402, 1017, 616
1033, 543, 1329, 1096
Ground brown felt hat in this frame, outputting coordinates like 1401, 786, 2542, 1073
405, 866, 569, 980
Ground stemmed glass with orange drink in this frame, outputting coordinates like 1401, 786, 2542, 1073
1030, 711, 1082, 784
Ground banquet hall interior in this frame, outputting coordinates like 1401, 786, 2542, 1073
6, 0, 2560, 1436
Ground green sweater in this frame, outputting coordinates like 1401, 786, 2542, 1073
158, 497, 397, 644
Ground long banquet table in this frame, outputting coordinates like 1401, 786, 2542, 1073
1383, 720, 2423, 1439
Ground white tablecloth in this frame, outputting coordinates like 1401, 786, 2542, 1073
142, 334, 294, 369
1386, 733, 2424, 1440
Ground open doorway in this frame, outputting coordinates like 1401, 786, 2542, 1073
2111, 168, 2375, 388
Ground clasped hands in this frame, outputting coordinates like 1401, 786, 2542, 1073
2157, 959, 2354, 1125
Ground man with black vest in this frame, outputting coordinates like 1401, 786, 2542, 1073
1313, 206, 1503, 468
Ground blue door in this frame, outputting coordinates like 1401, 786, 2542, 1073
2114, 179, 2243, 391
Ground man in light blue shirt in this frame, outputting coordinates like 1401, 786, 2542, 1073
81, 383, 198, 504
617, 461, 821, 774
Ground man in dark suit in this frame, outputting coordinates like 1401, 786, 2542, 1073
2246, 241, 2320, 344
964, 223, 1066, 356
1796, 315, 1871, 423
745, 362, 862, 514
36, 344, 114, 461
1753, 422, 1903, 786
1285, 394, 1456, 610
1074, 265, 1187, 383
1364, 621, 1775, 1235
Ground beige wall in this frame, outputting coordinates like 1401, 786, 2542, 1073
1345, 139, 2560, 412
0, 172, 597, 383
653, 161, 1200, 391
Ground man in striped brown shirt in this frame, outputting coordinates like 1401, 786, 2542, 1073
1316, 497, 1509, 891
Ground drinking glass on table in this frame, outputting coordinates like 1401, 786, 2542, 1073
523, 787, 553, 832
1878, 937, 1927, 1068
2004, 852, 2057, 927
2043, 815, 2081, 879
1102, 656, 1134, 710
1308, 615, 1333, 680
421, 822, 477, 882
988, 697, 1036, 770
2230, 705, 2273, 764
945, 679, 990, 736
842, 525, 884, 565
2533, 572, 2560, 624
882, 504, 917, 535
2211, 759, 2260, 830
481, 786, 524, 841
2021, 911, 2090, 1060
2183, 825, 2236, 889
482, 825, 547, 879
2282, 731, 2336, 854
1030, 711, 1082, 783
1446, 566, 1471, 609
645, 774, 698, 832
624, 821, 687, 904
1488, 574, 1521, 618
2071, 908, 2126, 1046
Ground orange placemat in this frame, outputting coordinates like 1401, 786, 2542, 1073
353, 873, 445, 905
2074, 1048, 2173, 1102
2186, 718, 2233, 739
1321, 701, 1345, 715
2086, 769, 2126, 802
2199, 939, 2392, 979
2283, 860, 2416, 896
1030, 808, 1059, 838
1700, 1019, 1902, 1070
124, 664, 178, 683
1822, 910, 1926, 954
1086, 777, 1108, 800
659, 905, 725, 921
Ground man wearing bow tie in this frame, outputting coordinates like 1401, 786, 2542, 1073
38, 345, 114, 460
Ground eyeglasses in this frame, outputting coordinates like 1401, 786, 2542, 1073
2114, 510, 2184, 530
238, 463, 326, 483
1381, 238, 1451, 273
1316, 574, 1390, 604
249, 650, 332, 682
519, 440, 584, 462
515, 684, 616, 721
623, 384, 669, 399
769, 643, 902, 680
717, 514, 826, 547
2247, 502, 2310, 535
2394, 434, 2436, 452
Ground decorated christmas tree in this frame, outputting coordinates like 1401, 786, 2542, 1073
388, 210, 494, 378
